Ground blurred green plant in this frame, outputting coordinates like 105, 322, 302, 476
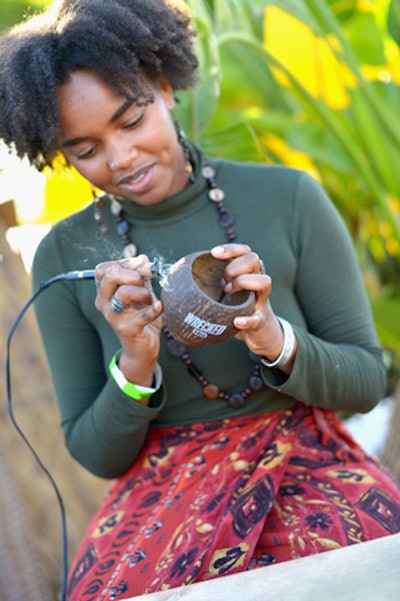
0, 0, 47, 33
175, 0, 400, 385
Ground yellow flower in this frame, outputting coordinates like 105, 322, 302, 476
40, 155, 94, 225
263, 7, 357, 109
357, 0, 375, 13
387, 237, 400, 257
262, 133, 319, 179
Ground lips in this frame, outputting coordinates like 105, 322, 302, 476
116, 164, 155, 194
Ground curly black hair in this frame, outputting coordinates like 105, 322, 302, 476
0, 0, 198, 169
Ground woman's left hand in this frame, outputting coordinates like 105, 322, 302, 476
210, 243, 297, 373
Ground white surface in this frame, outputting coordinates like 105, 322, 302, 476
345, 398, 394, 457
126, 533, 400, 601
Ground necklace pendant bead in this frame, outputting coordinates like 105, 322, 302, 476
202, 165, 215, 179
188, 362, 203, 379
94, 206, 102, 218
249, 375, 263, 391
228, 394, 246, 409
203, 384, 219, 399
110, 198, 122, 215
219, 212, 234, 228
166, 338, 186, 357
117, 220, 129, 236
208, 188, 225, 202
123, 243, 137, 258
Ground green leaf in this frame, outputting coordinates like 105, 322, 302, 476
349, 89, 400, 197
218, 42, 290, 111
186, 0, 213, 29
345, 12, 386, 65
388, 0, 400, 46
212, 0, 254, 34
372, 295, 400, 352
0, 0, 48, 32
175, 17, 221, 141
201, 123, 261, 162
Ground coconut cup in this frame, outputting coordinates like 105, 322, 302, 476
161, 250, 256, 346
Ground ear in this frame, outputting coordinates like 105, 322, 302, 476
158, 78, 175, 111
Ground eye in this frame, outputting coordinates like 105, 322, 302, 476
123, 111, 145, 130
76, 145, 98, 160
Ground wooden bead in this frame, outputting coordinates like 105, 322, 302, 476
229, 394, 246, 409
203, 384, 219, 399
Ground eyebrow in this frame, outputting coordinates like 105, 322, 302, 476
61, 97, 137, 148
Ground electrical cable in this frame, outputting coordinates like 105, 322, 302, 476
5, 269, 95, 601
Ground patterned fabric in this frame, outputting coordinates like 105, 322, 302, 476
67, 404, 400, 600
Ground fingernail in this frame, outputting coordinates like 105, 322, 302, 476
211, 245, 225, 255
126, 256, 144, 267
154, 299, 162, 311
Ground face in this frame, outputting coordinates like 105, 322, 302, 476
57, 69, 188, 205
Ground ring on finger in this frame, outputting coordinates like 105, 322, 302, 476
110, 295, 127, 314
259, 259, 266, 275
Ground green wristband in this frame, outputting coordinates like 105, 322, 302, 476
109, 351, 161, 401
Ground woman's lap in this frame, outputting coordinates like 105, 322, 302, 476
67, 404, 400, 600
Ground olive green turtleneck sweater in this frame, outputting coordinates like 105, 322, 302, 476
32, 144, 386, 478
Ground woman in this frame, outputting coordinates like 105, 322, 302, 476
0, 1, 399, 599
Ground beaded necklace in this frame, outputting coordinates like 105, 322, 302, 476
94, 155, 265, 409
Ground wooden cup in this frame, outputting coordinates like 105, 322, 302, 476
161, 250, 255, 346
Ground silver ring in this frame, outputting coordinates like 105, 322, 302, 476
110, 295, 127, 314
95, 277, 101, 289
259, 259, 266, 275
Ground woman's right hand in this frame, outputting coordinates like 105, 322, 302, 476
94, 255, 163, 388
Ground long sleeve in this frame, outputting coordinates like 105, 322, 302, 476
258, 170, 386, 411
32, 214, 166, 478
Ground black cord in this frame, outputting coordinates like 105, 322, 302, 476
5, 269, 95, 601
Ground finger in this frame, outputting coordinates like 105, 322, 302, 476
104, 291, 162, 323
109, 283, 154, 309
224, 273, 272, 297
105, 300, 163, 337
98, 265, 150, 301
211, 245, 266, 282
223, 252, 265, 281
233, 310, 265, 331
120, 255, 159, 278
133, 300, 163, 325
210, 243, 251, 259
95, 254, 150, 283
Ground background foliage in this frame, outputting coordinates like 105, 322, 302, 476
175, 0, 400, 386
0, 0, 44, 32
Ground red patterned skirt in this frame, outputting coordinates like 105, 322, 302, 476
67, 403, 400, 600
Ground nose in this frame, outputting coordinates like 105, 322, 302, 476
107, 141, 138, 171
